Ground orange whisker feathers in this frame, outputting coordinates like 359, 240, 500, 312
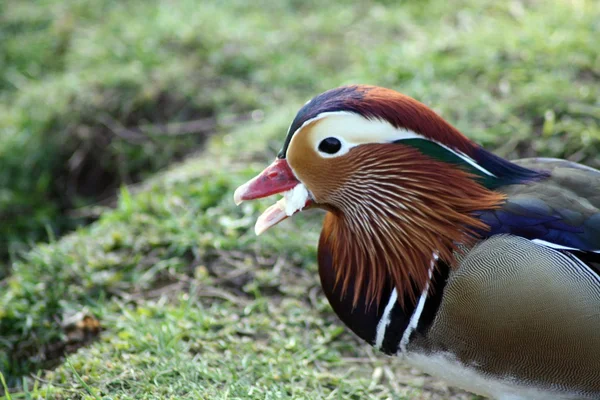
319, 144, 505, 309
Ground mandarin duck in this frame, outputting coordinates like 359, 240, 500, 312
233, 85, 600, 400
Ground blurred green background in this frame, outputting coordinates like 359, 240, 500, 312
0, 0, 598, 398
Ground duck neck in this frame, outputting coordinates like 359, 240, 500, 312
318, 212, 450, 355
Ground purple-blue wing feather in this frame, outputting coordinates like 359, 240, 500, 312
476, 158, 600, 252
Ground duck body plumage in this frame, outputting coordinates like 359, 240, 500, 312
319, 157, 600, 400
235, 85, 600, 399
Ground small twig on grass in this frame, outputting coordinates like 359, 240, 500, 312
98, 115, 215, 144
211, 265, 254, 285
142, 281, 187, 300
97, 112, 253, 144
339, 357, 375, 363
213, 249, 254, 271
308, 286, 321, 310
194, 287, 249, 306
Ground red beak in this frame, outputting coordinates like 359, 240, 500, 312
234, 159, 310, 234
234, 159, 299, 204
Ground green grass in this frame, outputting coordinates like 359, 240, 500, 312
1, 0, 599, 398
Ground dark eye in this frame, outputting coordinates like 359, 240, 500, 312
318, 137, 342, 154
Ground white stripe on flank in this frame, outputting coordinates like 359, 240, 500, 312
532, 238, 600, 254
532, 239, 600, 286
374, 288, 398, 350
399, 254, 438, 354
561, 251, 600, 285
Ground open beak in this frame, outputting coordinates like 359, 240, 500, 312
234, 158, 312, 235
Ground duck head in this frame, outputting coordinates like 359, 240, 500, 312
234, 85, 543, 306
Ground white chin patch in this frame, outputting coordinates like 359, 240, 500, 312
278, 184, 310, 216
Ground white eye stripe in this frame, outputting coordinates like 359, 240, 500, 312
292, 111, 495, 177
290, 110, 356, 138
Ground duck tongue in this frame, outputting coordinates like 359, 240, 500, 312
255, 202, 289, 235
254, 187, 312, 234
